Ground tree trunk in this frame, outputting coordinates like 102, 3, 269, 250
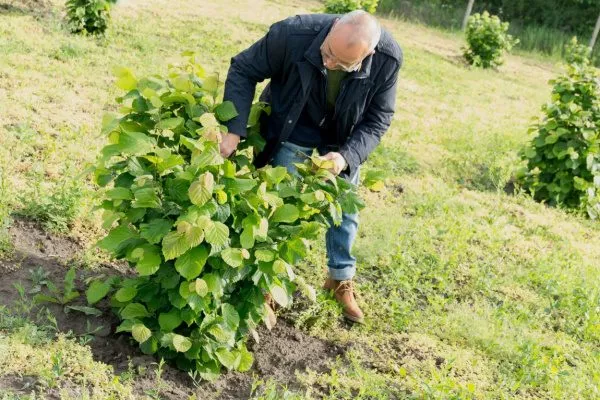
590, 12, 600, 50
462, 0, 476, 30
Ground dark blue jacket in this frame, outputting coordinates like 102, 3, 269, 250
223, 14, 403, 177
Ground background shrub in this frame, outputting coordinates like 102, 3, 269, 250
516, 53, 600, 218
65, 0, 111, 35
324, 0, 379, 14
463, 11, 518, 68
565, 36, 593, 66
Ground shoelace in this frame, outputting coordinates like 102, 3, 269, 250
334, 280, 361, 299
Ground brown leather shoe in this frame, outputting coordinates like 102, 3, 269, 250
323, 278, 364, 324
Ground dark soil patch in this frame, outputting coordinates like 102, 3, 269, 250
0, 218, 345, 399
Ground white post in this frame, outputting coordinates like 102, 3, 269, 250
590, 12, 600, 50
462, 0, 476, 30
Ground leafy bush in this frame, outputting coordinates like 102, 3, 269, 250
463, 11, 518, 69
87, 53, 363, 378
324, 0, 378, 14
565, 36, 592, 66
65, 0, 111, 35
516, 61, 600, 218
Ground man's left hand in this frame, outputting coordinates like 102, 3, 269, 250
322, 152, 347, 176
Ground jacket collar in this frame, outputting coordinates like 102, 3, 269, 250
304, 20, 372, 79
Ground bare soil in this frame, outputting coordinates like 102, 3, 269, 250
0, 218, 345, 399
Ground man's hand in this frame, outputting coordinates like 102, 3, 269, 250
220, 133, 241, 158
322, 152, 347, 176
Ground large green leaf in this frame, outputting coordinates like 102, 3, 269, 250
175, 245, 209, 280
221, 303, 240, 329
188, 172, 214, 206
98, 225, 138, 254
204, 221, 229, 246
214, 101, 239, 122
132, 323, 152, 343
121, 303, 150, 319
159, 309, 183, 332
156, 117, 184, 130
221, 248, 247, 268
140, 219, 172, 244
215, 348, 240, 370
173, 334, 193, 352
106, 187, 133, 200
271, 204, 299, 223
237, 345, 254, 372
128, 244, 162, 276
162, 230, 189, 261
132, 187, 161, 209
269, 283, 289, 308
117, 131, 156, 155
86, 280, 111, 305
114, 286, 137, 302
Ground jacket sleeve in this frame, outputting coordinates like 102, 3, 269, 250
338, 60, 401, 177
223, 21, 286, 137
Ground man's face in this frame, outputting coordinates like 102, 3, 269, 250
320, 22, 371, 72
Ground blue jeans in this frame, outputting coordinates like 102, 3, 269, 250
271, 141, 359, 281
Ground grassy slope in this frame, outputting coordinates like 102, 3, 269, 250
1, 0, 600, 398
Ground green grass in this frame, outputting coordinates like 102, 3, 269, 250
1, 0, 600, 398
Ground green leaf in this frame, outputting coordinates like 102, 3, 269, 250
269, 283, 289, 308
172, 334, 192, 352
113, 66, 137, 91
140, 336, 158, 354
121, 303, 150, 319
132, 323, 152, 343
215, 348, 240, 370
193, 143, 224, 168
175, 245, 209, 280
159, 309, 183, 332
98, 225, 138, 254
208, 324, 233, 344
101, 113, 120, 135
140, 219, 172, 244
197, 112, 219, 128
86, 280, 111, 305
132, 187, 161, 209
189, 278, 208, 297
129, 244, 162, 276
204, 221, 229, 246
106, 187, 133, 200
222, 303, 240, 329
224, 178, 257, 194
264, 166, 288, 185
162, 231, 189, 261
114, 286, 137, 302
255, 249, 275, 262
214, 101, 239, 122
188, 172, 214, 206
117, 131, 156, 155
65, 305, 103, 316
271, 204, 299, 223
221, 248, 245, 268
237, 345, 253, 372
272, 259, 287, 274
203, 273, 223, 298
156, 117, 184, 130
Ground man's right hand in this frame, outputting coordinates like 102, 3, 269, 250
219, 133, 241, 158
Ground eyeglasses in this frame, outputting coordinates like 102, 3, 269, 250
320, 39, 362, 72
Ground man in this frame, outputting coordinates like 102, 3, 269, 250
220, 11, 402, 324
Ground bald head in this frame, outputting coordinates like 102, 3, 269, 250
322, 10, 382, 71
334, 11, 381, 52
